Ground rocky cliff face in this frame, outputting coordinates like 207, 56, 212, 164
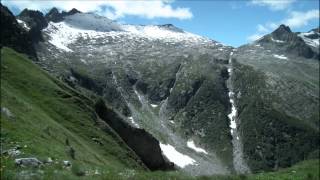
0, 3, 36, 58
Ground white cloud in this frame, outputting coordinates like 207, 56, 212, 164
247, 9, 319, 42
250, 0, 295, 10
247, 22, 276, 41
257, 24, 268, 33
2, 0, 193, 20
283, 9, 319, 28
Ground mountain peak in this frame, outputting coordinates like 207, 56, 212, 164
45, 7, 62, 22
158, 23, 184, 33
256, 24, 317, 59
45, 7, 81, 23
268, 24, 295, 42
17, 8, 47, 30
19, 8, 45, 18
48, 7, 59, 14
272, 24, 292, 35
67, 8, 81, 16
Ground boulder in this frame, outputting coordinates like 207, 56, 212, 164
1, 107, 14, 118
63, 160, 71, 167
15, 158, 42, 167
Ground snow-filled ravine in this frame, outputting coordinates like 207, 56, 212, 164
227, 51, 251, 174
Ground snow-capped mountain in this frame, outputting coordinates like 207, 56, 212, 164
41, 12, 218, 54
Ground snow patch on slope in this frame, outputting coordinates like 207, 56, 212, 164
160, 143, 196, 168
150, 104, 158, 108
128, 116, 139, 128
298, 32, 319, 48
271, 37, 285, 43
17, 19, 30, 31
273, 54, 288, 60
187, 140, 208, 154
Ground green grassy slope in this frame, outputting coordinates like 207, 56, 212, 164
0, 47, 146, 179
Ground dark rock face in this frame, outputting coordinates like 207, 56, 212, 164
168, 78, 204, 115
0, 4, 36, 58
258, 24, 316, 59
45, 7, 63, 22
135, 63, 181, 103
271, 24, 292, 38
159, 24, 184, 33
18, 9, 48, 42
45, 7, 81, 23
65, 8, 81, 16
94, 99, 174, 171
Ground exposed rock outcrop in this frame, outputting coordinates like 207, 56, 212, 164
15, 158, 42, 167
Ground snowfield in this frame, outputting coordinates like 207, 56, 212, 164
43, 13, 216, 52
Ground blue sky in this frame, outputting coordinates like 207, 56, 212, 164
3, 0, 319, 47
